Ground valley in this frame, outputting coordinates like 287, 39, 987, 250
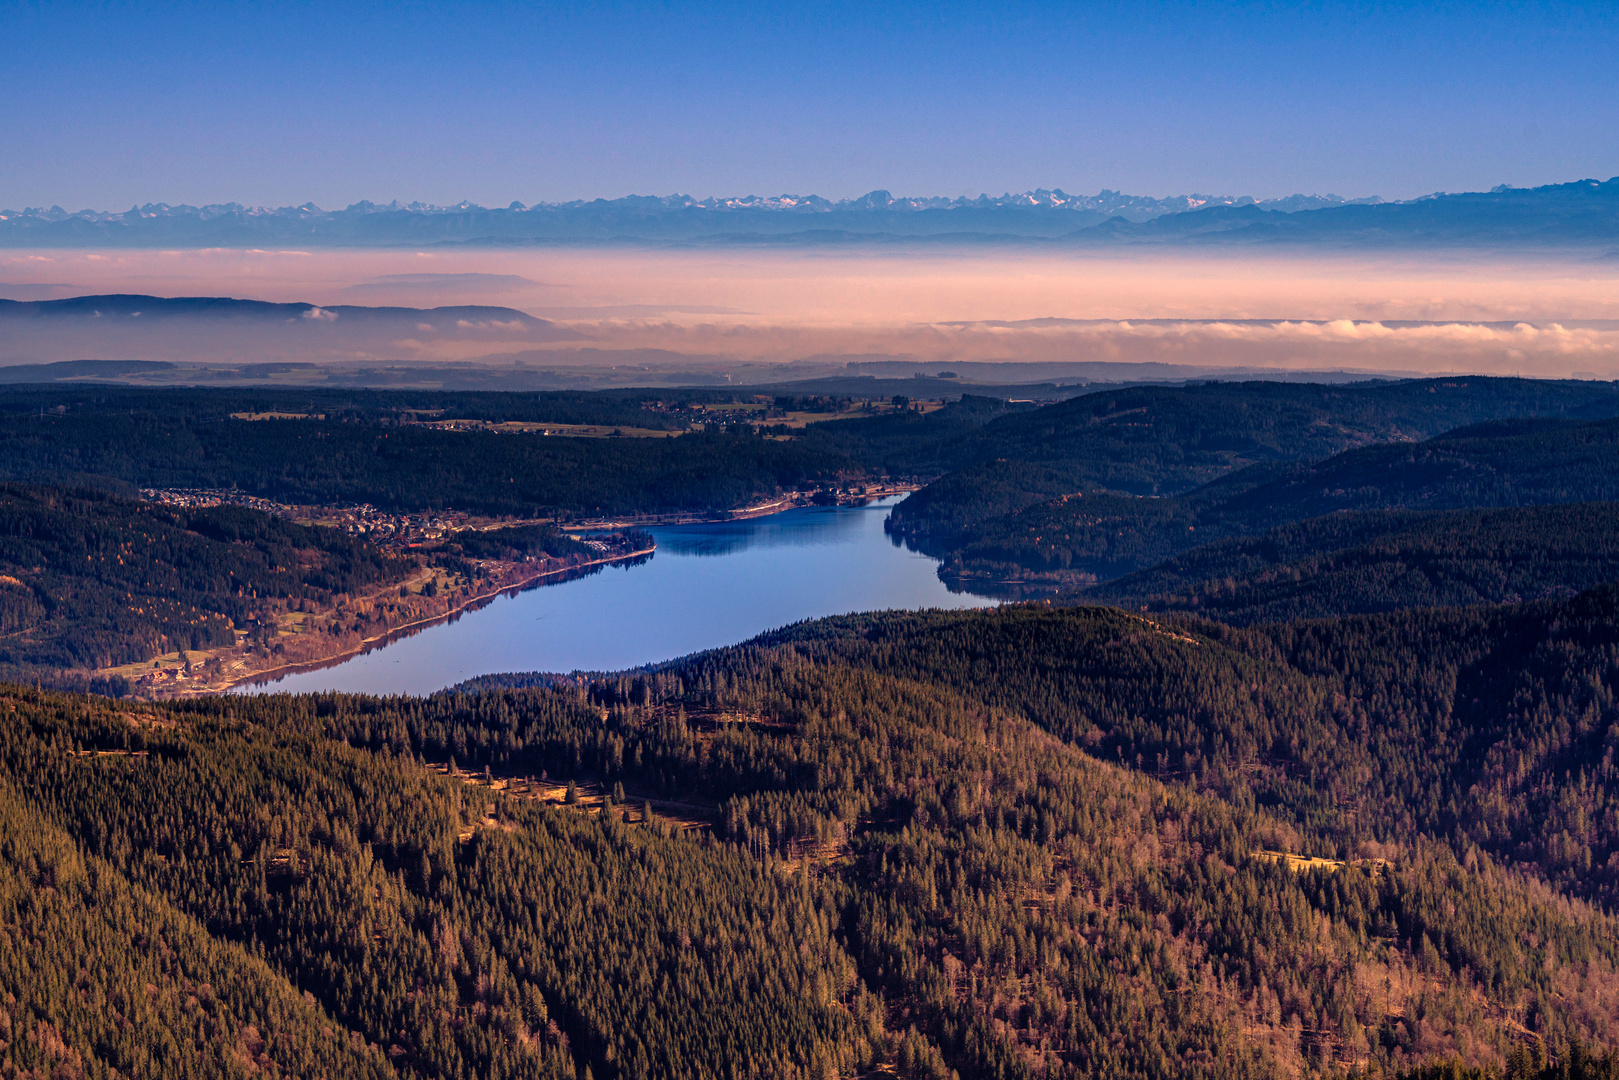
6, 374, 1619, 1079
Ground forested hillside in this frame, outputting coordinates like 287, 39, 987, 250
0, 686, 859, 1080
917, 415, 1619, 589
0, 482, 408, 679
10, 586, 1619, 1076
0, 483, 629, 694
882, 377, 1619, 542
1089, 502, 1619, 623
724, 596, 1619, 906
0, 398, 857, 518
0, 770, 394, 1080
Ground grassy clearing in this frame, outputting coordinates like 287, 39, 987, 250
1254, 850, 1391, 874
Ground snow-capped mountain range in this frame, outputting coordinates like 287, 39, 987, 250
0, 179, 1612, 249
0, 188, 1379, 224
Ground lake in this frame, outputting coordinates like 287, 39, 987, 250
239, 496, 997, 696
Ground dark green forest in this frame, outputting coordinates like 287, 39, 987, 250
841, 378, 1619, 488
882, 378, 1619, 544
1088, 503, 1619, 623
0, 385, 750, 431
0, 410, 855, 519
913, 415, 1619, 587
0, 385, 901, 517
5, 377, 1618, 522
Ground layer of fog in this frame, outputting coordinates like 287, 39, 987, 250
3, 247, 1617, 379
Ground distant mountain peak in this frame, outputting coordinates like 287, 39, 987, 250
1, 178, 1613, 249
3, 187, 1384, 223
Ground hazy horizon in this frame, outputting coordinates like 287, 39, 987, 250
4, 3, 1616, 384
4, 246, 1617, 381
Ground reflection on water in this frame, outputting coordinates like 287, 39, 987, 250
649, 504, 875, 557
239, 497, 996, 697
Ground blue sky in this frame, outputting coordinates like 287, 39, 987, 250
3, 1, 1615, 208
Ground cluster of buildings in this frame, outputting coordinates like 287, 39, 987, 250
139, 488, 480, 547
141, 487, 291, 516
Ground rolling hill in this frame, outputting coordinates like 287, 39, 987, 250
905, 410, 1619, 590
1087, 502, 1619, 624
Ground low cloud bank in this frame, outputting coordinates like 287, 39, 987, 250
3, 247, 1616, 380
542, 317, 1619, 379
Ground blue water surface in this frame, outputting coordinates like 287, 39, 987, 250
240, 497, 995, 696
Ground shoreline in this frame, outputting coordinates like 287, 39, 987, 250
560, 483, 920, 531
192, 547, 657, 697
227, 491, 920, 692
142, 482, 923, 542
98, 486, 925, 700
